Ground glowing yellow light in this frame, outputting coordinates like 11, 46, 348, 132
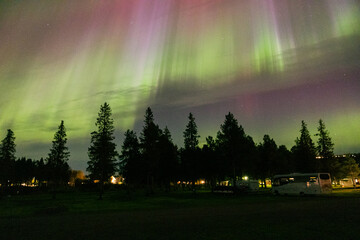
111, 176, 116, 184
243, 176, 249, 181
200, 180, 205, 184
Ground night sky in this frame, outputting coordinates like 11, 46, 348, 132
0, 0, 359, 171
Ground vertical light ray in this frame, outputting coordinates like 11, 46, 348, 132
0, 0, 359, 166
328, 0, 360, 36
250, 1, 284, 74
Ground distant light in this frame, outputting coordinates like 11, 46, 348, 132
111, 176, 116, 184
243, 176, 249, 181
200, 180, 205, 184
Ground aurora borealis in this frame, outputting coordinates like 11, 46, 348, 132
0, 0, 359, 171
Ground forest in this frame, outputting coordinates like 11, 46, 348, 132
0, 102, 359, 197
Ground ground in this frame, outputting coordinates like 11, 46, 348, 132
1, 189, 360, 240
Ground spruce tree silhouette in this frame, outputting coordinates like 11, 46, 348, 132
182, 112, 200, 191
217, 112, 245, 188
87, 103, 118, 200
14, 157, 36, 186
139, 107, 161, 195
0, 129, 16, 189
257, 135, 278, 188
315, 119, 335, 172
35, 158, 47, 187
157, 126, 178, 192
291, 121, 317, 173
201, 136, 221, 191
120, 130, 142, 189
46, 120, 70, 199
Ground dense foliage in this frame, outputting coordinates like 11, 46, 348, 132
0, 129, 16, 186
0, 104, 359, 192
46, 121, 70, 187
87, 102, 118, 198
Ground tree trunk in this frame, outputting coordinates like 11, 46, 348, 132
264, 178, 267, 188
192, 178, 196, 194
233, 164, 236, 188
261, 177, 267, 188
353, 177, 357, 189
211, 177, 216, 193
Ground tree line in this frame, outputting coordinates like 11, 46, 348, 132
118, 106, 359, 192
1, 102, 359, 197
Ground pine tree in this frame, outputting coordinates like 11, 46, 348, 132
217, 112, 245, 187
291, 121, 316, 173
202, 136, 221, 191
14, 157, 36, 186
315, 119, 335, 172
139, 107, 162, 194
158, 127, 178, 191
87, 102, 118, 199
257, 135, 278, 187
0, 129, 16, 187
277, 145, 294, 174
183, 113, 199, 151
182, 113, 200, 190
120, 130, 142, 186
35, 158, 47, 186
47, 121, 70, 191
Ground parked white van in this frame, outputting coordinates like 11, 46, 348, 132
272, 173, 332, 195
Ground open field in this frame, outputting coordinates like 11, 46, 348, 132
1, 189, 360, 240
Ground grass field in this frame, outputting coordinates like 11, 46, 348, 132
1, 188, 360, 240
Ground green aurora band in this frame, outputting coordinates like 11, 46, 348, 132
0, 0, 359, 170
